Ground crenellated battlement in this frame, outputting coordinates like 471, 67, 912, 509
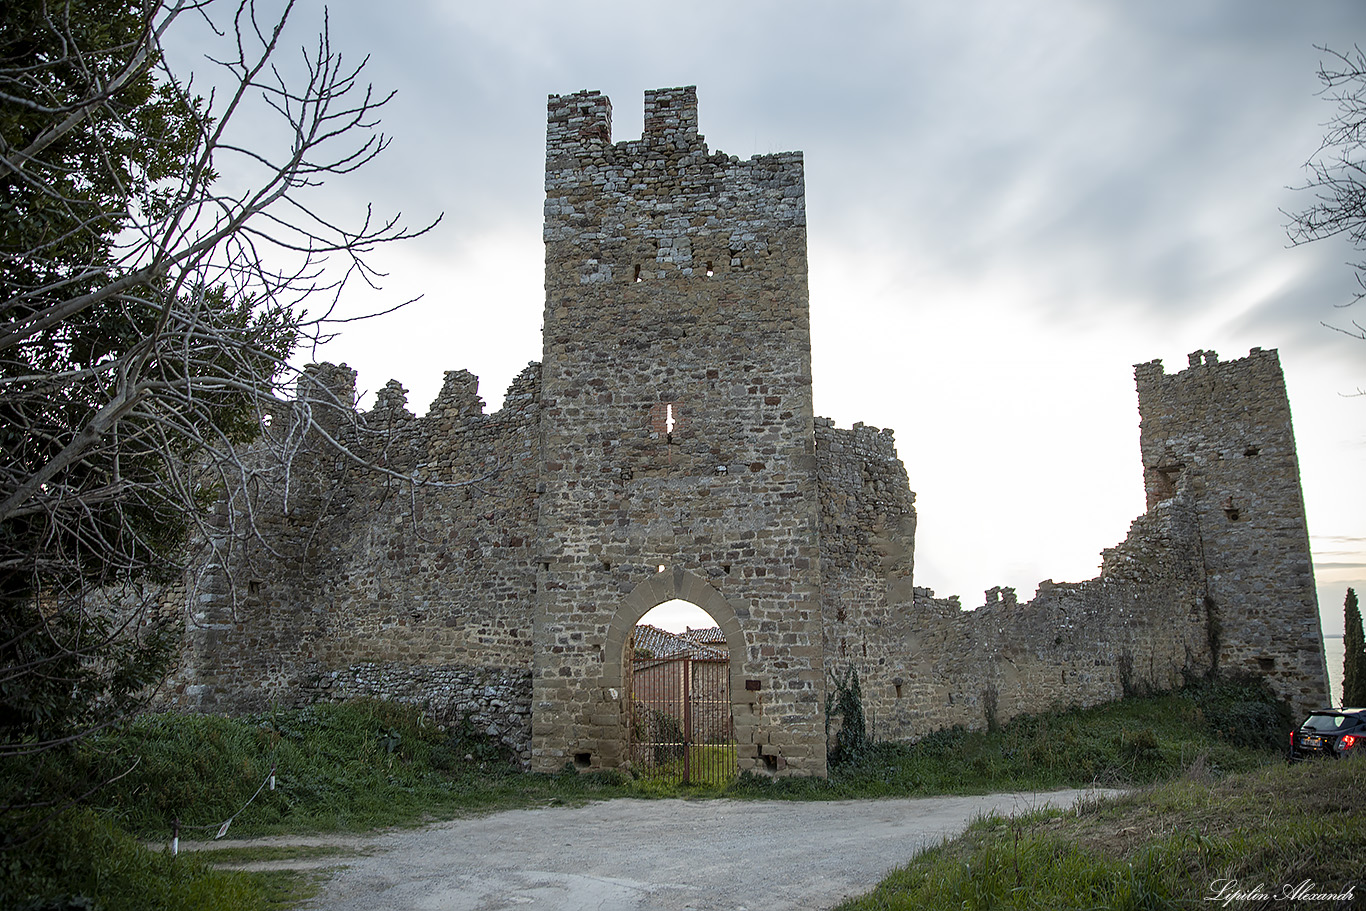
545, 89, 612, 152
643, 85, 699, 144
542, 86, 804, 295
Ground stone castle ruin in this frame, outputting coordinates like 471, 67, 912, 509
168, 87, 1329, 776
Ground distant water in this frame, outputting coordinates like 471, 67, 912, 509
1324, 635, 1345, 707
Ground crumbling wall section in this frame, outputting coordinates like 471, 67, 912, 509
889, 501, 1212, 738
165, 362, 543, 759
818, 347, 1325, 746
166, 362, 361, 714
815, 418, 918, 736
819, 413, 1213, 741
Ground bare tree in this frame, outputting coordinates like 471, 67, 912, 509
0, 0, 438, 767
1286, 44, 1366, 339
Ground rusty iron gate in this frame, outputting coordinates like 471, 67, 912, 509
627, 650, 736, 785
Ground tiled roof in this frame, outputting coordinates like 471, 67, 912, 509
682, 626, 725, 645
631, 624, 690, 658
632, 624, 726, 661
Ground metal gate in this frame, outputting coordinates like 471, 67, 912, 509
626, 648, 736, 785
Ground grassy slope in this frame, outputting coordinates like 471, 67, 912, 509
835, 759, 1365, 911
735, 675, 1289, 800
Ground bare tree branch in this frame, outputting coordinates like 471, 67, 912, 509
1285, 44, 1366, 309
0, 0, 462, 786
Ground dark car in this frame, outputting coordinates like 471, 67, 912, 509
1289, 708, 1366, 760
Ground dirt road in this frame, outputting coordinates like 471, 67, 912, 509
210, 788, 1112, 910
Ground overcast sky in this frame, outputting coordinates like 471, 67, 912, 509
172, 1, 1365, 635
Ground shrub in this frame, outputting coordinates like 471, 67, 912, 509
0, 809, 266, 911
826, 667, 870, 765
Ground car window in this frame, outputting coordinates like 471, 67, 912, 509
1301, 714, 1349, 732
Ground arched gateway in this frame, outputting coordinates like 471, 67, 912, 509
603, 568, 744, 690
532, 565, 826, 778
611, 570, 743, 782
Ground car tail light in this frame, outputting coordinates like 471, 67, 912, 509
1341, 734, 1357, 750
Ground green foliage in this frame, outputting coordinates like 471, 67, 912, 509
1, 1, 202, 278
0, 808, 271, 911
0, 0, 298, 756
0, 594, 180, 747
1344, 587, 1366, 706
1, 676, 1292, 842
826, 666, 870, 766
1181, 672, 1293, 752
1, 700, 605, 841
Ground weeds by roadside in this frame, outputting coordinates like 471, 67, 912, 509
0, 808, 283, 911
833, 759, 1365, 911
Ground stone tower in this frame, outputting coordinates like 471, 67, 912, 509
1135, 348, 1329, 715
531, 87, 827, 774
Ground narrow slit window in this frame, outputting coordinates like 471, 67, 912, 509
650, 401, 682, 442
634, 264, 642, 283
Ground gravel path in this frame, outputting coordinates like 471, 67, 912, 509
230, 788, 1118, 910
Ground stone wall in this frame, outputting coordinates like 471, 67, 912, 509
815, 347, 1327, 739
164, 362, 543, 761
815, 418, 919, 732
812, 416, 1212, 740
162, 87, 1329, 774
883, 500, 1213, 737
306, 664, 531, 764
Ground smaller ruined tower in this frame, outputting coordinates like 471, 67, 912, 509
1135, 347, 1329, 715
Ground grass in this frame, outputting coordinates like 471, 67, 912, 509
0, 675, 1293, 909
734, 674, 1289, 800
182, 845, 373, 865
2, 700, 632, 843
833, 758, 1365, 910
0, 808, 291, 911
631, 743, 739, 790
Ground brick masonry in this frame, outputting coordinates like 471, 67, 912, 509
162, 88, 1329, 774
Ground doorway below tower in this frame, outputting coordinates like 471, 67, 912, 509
627, 600, 737, 785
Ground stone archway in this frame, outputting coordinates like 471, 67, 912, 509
599, 567, 753, 776
532, 560, 822, 777
603, 567, 746, 684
